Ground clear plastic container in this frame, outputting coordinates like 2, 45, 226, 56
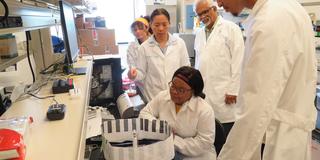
0, 117, 32, 154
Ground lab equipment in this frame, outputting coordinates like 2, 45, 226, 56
116, 93, 138, 119
102, 118, 174, 160
46, 104, 66, 121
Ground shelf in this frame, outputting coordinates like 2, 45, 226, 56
0, 25, 57, 36
0, 0, 60, 35
0, 1, 62, 71
0, 54, 27, 71
300, 2, 320, 6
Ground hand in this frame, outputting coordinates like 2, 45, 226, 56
127, 67, 137, 80
172, 129, 176, 139
225, 94, 237, 105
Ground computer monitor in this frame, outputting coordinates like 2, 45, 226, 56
59, 0, 79, 66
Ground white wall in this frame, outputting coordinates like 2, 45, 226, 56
89, 0, 135, 43
304, 6, 320, 22
134, 0, 146, 18
145, 0, 177, 5
179, 0, 193, 33
296, 0, 320, 24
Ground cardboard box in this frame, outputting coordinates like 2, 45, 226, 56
65, 0, 82, 5
0, 36, 18, 58
85, 17, 96, 23
75, 14, 84, 29
85, 17, 106, 28
78, 28, 118, 55
84, 22, 95, 29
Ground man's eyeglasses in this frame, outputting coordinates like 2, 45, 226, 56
196, 6, 213, 18
168, 81, 192, 94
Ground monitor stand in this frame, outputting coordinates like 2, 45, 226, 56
73, 67, 87, 75
63, 65, 87, 75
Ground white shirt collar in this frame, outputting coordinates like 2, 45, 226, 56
148, 33, 177, 46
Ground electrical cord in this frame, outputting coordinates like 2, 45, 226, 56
26, 92, 55, 100
0, 0, 8, 22
39, 61, 64, 75
27, 92, 58, 108
26, 31, 36, 83
27, 81, 48, 94
14, 82, 49, 102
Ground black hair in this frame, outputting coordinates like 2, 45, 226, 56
143, 15, 153, 34
143, 15, 151, 23
150, 8, 170, 23
172, 66, 206, 99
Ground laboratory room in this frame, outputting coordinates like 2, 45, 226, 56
0, 0, 320, 159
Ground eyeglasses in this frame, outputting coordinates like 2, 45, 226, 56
196, 7, 213, 18
168, 81, 192, 94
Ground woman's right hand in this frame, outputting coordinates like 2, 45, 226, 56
128, 67, 137, 80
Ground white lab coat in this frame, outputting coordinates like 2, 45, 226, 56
194, 16, 245, 123
218, 0, 317, 160
127, 40, 145, 94
139, 90, 216, 160
127, 40, 140, 68
135, 34, 190, 102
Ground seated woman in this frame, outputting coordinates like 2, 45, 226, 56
139, 66, 216, 160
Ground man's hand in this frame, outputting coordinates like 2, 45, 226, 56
128, 67, 137, 80
225, 94, 237, 105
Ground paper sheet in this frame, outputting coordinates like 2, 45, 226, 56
86, 108, 115, 139
86, 108, 102, 139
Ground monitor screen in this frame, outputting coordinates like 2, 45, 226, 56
59, 1, 79, 65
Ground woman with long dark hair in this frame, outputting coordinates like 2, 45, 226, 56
128, 8, 190, 102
